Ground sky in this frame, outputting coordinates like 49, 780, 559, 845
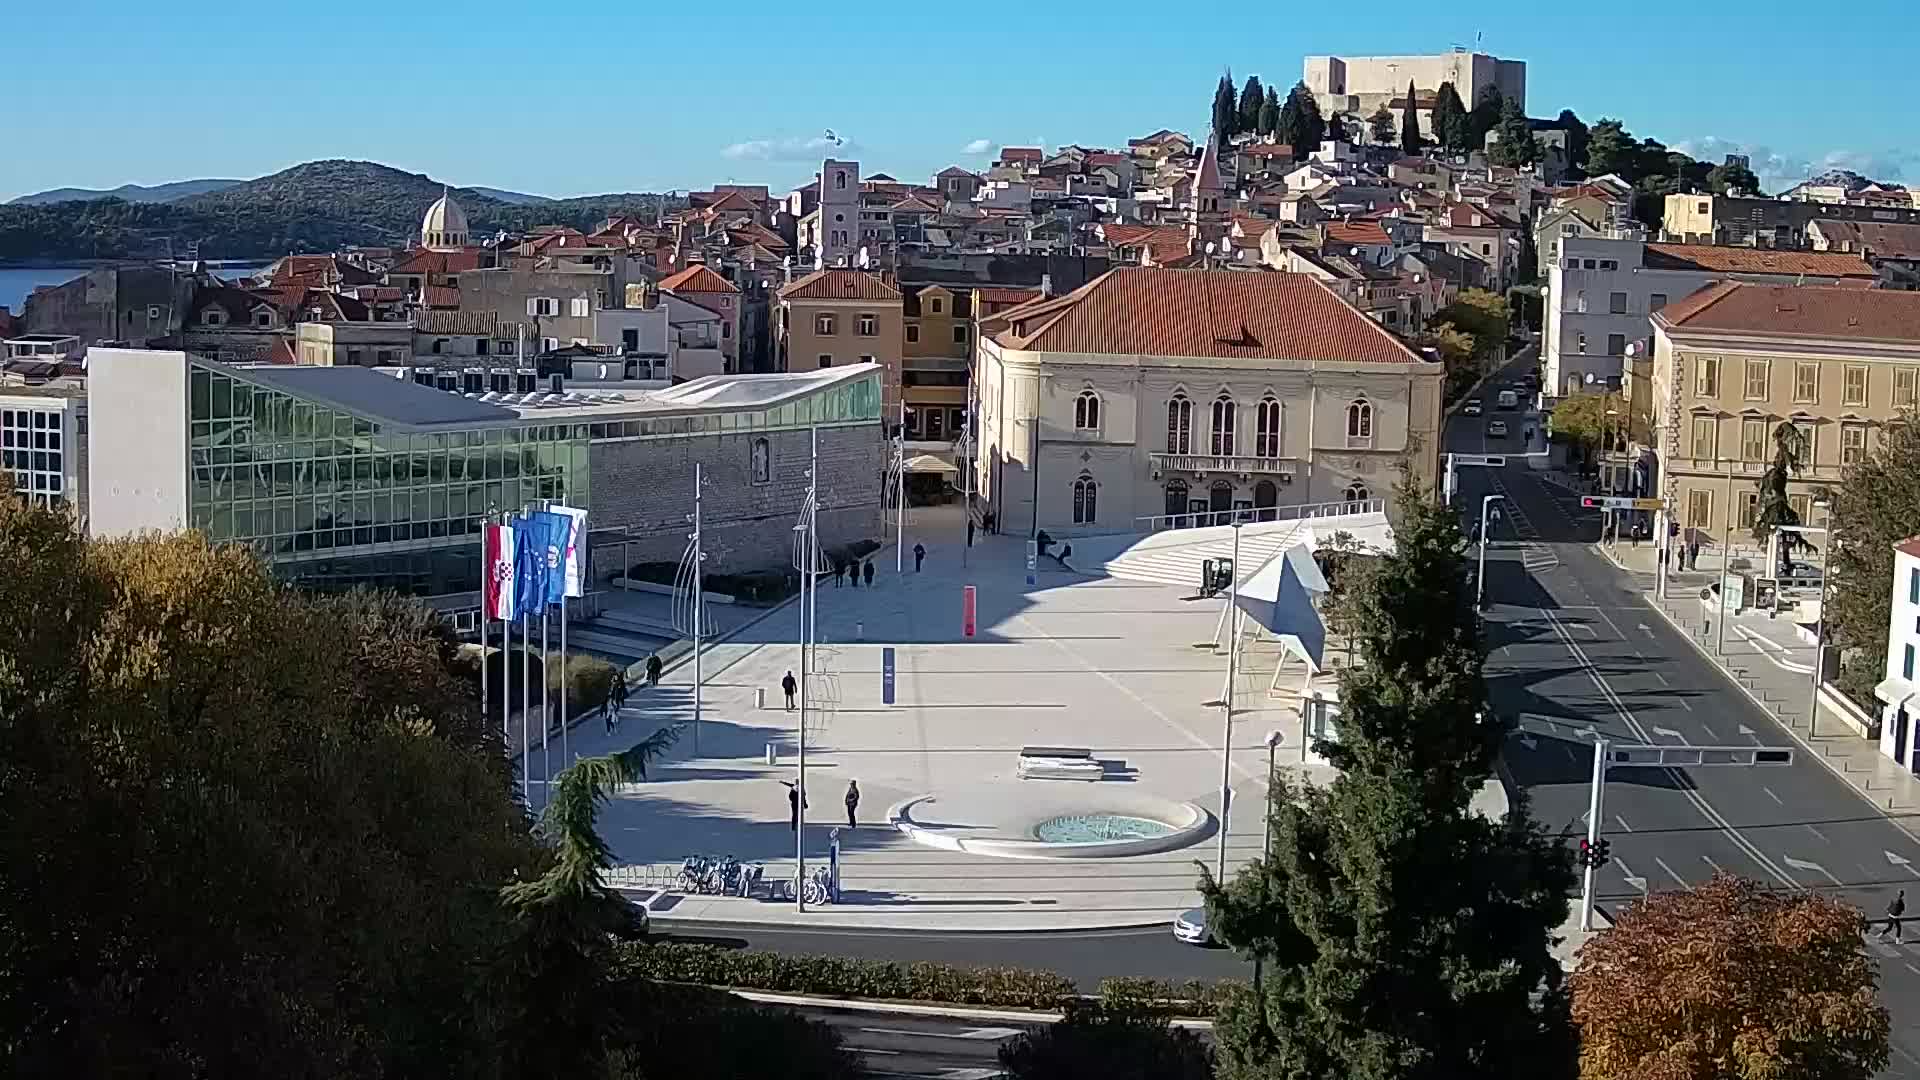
5, 2, 1918, 203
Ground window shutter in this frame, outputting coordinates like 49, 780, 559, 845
526, 298, 539, 316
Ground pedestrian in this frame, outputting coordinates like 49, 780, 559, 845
1687, 536, 1700, 571
1881, 889, 1907, 942
782, 670, 797, 710
849, 560, 860, 587
788, 783, 804, 831
914, 542, 926, 572
833, 560, 844, 587
863, 560, 875, 587
844, 780, 860, 828
646, 653, 662, 687
967, 517, 976, 547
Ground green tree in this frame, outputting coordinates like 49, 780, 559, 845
1214, 74, 1240, 140
1258, 88, 1279, 138
1547, 390, 1624, 457
1431, 81, 1469, 153
999, 1000, 1214, 1080
1239, 75, 1266, 139
1399, 80, 1422, 155
1488, 97, 1541, 168
1707, 159, 1761, 195
1367, 106, 1396, 147
1468, 86, 1504, 149
1326, 110, 1348, 143
1201, 467, 1577, 1080
1827, 409, 1920, 704
1431, 287, 1511, 358
1418, 320, 1480, 400
1751, 421, 1809, 570
1572, 874, 1889, 1080
1275, 91, 1301, 152
1582, 119, 1635, 178
1289, 82, 1326, 159
611, 985, 859, 1080
1556, 110, 1590, 179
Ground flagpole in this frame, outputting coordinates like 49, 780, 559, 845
521, 604, 531, 809
797, 429, 815, 910
540, 602, 550, 810
479, 510, 489, 740
559, 593, 568, 770
693, 462, 704, 756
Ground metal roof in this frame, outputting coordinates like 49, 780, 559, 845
222, 362, 517, 429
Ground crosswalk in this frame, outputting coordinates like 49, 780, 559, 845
1484, 468, 1560, 575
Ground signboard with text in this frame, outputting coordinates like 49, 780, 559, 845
882, 647, 896, 705
1581, 496, 1664, 511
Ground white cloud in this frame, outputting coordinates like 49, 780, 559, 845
1673, 136, 1915, 195
720, 134, 857, 163
962, 138, 994, 155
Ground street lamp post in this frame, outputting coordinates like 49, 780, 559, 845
1216, 519, 1244, 881
1807, 504, 1836, 737
1477, 494, 1505, 611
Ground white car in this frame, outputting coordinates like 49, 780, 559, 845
1462, 399, 1483, 416
1172, 907, 1212, 945
1487, 419, 1509, 438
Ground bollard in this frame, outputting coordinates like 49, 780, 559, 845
765, 743, 776, 766
755, 687, 766, 709
856, 621, 864, 641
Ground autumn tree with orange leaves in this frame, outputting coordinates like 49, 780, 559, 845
1571, 873, 1889, 1080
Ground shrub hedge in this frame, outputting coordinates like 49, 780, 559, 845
612, 942, 1245, 1018
547, 653, 620, 720
608, 561, 797, 605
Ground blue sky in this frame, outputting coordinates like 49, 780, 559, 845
5, 2, 1917, 202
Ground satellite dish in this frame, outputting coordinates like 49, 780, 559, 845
1585, 373, 1597, 384
1205, 242, 1216, 255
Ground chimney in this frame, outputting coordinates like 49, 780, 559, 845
1040, 273, 1053, 297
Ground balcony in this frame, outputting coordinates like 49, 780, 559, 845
1149, 452, 1298, 478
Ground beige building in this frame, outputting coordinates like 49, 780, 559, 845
775, 269, 904, 416
975, 268, 1445, 536
657, 264, 743, 370
1649, 284, 1920, 542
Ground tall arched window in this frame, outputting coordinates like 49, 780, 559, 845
1074, 390, 1101, 431
1210, 395, 1236, 455
1073, 475, 1098, 524
1346, 398, 1373, 447
1166, 394, 1192, 454
1344, 482, 1370, 503
1255, 396, 1281, 458
1163, 479, 1189, 520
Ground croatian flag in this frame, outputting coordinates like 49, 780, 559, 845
482, 522, 516, 621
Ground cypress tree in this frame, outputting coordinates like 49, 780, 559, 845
1399, 80, 1422, 155
1238, 75, 1265, 139
1431, 81, 1468, 153
1290, 82, 1325, 160
1213, 74, 1238, 140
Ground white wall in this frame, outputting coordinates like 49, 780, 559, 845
86, 347, 189, 537
1880, 549, 1920, 763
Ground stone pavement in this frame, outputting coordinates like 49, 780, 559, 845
1593, 539, 1920, 839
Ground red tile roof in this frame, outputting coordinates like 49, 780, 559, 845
1811, 220, 1920, 261
1194, 135, 1223, 192
659, 264, 741, 294
422, 285, 461, 309
1326, 221, 1393, 247
974, 286, 1044, 306
999, 147, 1042, 162
778, 269, 902, 302
982, 268, 1429, 365
1896, 536, 1920, 561
389, 249, 484, 276
1642, 243, 1878, 279
1654, 282, 1920, 343
1236, 142, 1296, 159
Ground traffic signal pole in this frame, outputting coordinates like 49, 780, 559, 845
1581, 737, 1609, 932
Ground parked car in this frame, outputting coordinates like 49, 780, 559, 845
1172, 906, 1212, 945
1462, 398, 1483, 416
1487, 419, 1509, 438
1497, 389, 1520, 410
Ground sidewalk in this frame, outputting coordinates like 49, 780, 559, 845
1592, 542, 1920, 840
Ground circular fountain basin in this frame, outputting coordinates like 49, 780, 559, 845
889, 789, 1212, 859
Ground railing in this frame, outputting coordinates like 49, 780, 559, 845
1135, 497, 1386, 533
1149, 452, 1299, 475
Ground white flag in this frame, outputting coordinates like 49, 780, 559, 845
551, 505, 589, 598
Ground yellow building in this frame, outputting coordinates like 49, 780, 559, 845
774, 269, 903, 417
1650, 283, 1920, 543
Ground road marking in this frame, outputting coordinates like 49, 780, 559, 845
1653, 856, 1689, 887
1698, 724, 1718, 741
856, 1047, 904, 1055
1540, 607, 1801, 890
1652, 726, 1685, 741
1805, 825, 1829, 844
858, 1026, 1025, 1042
1764, 786, 1783, 805
1614, 814, 1633, 832
1616, 859, 1648, 893
1888, 851, 1920, 879
1738, 723, 1759, 743
1701, 854, 1725, 875
1781, 855, 1843, 887
1907, 962, 1920, 977
1652, 671, 1670, 686
1676, 697, 1693, 711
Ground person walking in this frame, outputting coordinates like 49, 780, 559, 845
1687, 536, 1700, 571
863, 560, 875, 588
967, 517, 976, 547
787, 783, 807, 831
1880, 889, 1907, 942
914, 542, 926, 572
782, 670, 798, 710
833, 560, 844, 587
844, 780, 860, 828
645, 653, 662, 687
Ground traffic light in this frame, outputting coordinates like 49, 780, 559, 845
1576, 838, 1613, 869
1577, 839, 1593, 867
1593, 839, 1612, 869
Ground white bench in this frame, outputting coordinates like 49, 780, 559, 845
1016, 745, 1104, 781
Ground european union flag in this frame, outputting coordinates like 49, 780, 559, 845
514, 514, 550, 618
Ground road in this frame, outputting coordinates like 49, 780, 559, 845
1455, 350, 1920, 1076
785, 1003, 1023, 1079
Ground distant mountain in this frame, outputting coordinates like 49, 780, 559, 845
0, 160, 678, 262
468, 187, 552, 206
8, 179, 243, 206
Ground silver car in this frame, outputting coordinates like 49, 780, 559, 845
1172, 907, 1211, 945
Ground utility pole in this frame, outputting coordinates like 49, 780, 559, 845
1216, 519, 1243, 880
895, 400, 907, 572
1581, 737, 1608, 931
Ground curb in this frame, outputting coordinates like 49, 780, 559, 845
730, 990, 1216, 1029
1640, 591, 1920, 843
650, 912, 1175, 934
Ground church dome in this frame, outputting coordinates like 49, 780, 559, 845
421, 191, 470, 251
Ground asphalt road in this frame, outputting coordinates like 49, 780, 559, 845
785, 1003, 1022, 1080
1456, 350, 1920, 1076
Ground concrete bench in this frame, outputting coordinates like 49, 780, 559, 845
1017, 745, 1103, 781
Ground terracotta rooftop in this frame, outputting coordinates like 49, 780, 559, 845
1236, 142, 1296, 159
1809, 219, 1920, 261
659, 264, 741, 294
999, 147, 1043, 162
778, 269, 902, 302
1326, 221, 1393, 247
974, 286, 1044, 305
1642, 243, 1877, 279
389, 249, 485, 276
1654, 282, 1920, 344
982, 268, 1429, 365
1896, 536, 1920, 561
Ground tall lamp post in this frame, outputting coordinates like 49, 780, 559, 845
1807, 501, 1836, 737
1215, 519, 1244, 880
1477, 494, 1505, 612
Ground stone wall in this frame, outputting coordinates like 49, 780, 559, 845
587, 422, 884, 580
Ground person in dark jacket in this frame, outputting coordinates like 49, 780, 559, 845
1880, 889, 1907, 942
863, 560, 875, 587
913, 542, 926, 572
782, 670, 798, 710
645, 653, 662, 686
844, 780, 860, 828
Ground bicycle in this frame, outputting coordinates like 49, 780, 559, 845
798, 865, 833, 906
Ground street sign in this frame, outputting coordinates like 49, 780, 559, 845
1025, 540, 1038, 586
1581, 496, 1664, 511
882, 647, 896, 705
962, 585, 977, 638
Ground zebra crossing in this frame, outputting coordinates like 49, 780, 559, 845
1485, 468, 1561, 575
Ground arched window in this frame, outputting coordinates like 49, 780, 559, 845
835, 171, 848, 190
1074, 390, 1101, 431
1344, 482, 1370, 503
1346, 397, 1373, 447
1166, 394, 1192, 454
1255, 396, 1281, 458
1163, 480, 1189, 520
750, 437, 771, 485
1210, 395, 1236, 455
1073, 475, 1098, 524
